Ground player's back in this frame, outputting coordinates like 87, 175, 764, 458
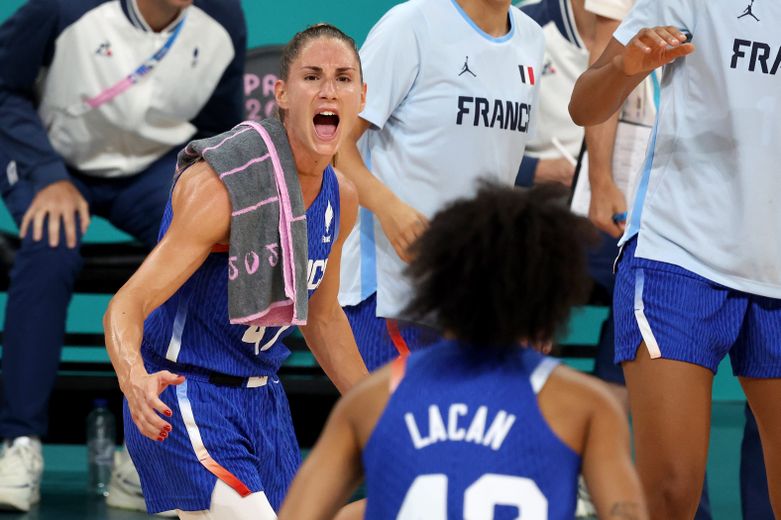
363, 341, 580, 519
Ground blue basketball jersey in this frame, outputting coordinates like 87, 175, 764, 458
141, 165, 340, 377
363, 341, 580, 520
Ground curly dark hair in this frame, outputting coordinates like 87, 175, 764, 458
403, 183, 596, 350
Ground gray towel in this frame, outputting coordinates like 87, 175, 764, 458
176, 118, 309, 326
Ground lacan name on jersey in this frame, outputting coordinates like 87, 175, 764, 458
456, 97, 532, 132
405, 403, 516, 451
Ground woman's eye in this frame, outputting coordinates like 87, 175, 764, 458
304, 75, 318, 81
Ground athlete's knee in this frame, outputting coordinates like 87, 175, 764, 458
645, 465, 704, 516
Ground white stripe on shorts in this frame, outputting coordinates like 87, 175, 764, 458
175, 380, 252, 497
165, 288, 193, 362
633, 269, 662, 359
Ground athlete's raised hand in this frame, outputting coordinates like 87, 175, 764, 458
377, 197, 429, 263
122, 366, 185, 442
616, 26, 694, 77
19, 180, 90, 248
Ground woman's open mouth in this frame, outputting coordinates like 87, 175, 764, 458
313, 111, 340, 140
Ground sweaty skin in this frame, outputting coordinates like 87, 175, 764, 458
104, 37, 369, 442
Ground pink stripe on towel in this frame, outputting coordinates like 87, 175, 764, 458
203, 126, 253, 153
244, 121, 303, 322
232, 196, 280, 217
219, 154, 270, 179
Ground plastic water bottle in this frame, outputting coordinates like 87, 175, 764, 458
86, 399, 115, 497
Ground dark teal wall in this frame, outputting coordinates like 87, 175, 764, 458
0, 1, 403, 47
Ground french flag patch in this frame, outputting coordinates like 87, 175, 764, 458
519, 65, 535, 85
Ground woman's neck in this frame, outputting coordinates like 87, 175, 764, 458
288, 144, 330, 208
455, 0, 511, 37
135, 0, 182, 32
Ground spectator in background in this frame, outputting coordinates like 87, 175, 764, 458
336, 0, 546, 371
0, 0, 245, 513
515, 0, 594, 189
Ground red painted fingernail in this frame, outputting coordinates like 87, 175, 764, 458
160, 431, 168, 439
164, 410, 172, 417
164, 425, 172, 432
157, 436, 164, 442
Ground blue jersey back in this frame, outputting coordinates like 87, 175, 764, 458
363, 341, 580, 520
142, 165, 340, 377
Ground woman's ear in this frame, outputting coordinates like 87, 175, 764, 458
275, 79, 288, 110
359, 81, 367, 113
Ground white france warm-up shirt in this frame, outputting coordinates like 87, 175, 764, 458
585, 0, 633, 21
617, 0, 781, 297
339, 0, 545, 318
522, 0, 590, 161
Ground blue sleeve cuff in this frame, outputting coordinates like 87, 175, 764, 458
29, 160, 70, 191
515, 156, 538, 187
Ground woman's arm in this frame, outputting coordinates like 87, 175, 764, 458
569, 26, 693, 126
299, 173, 368, 393
103, 162, 231, 441
334, 118, 428, 263
581, 382, 648, 520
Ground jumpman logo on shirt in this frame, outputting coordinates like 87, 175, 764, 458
738, 0, 760, 21
459, 56, 477, 77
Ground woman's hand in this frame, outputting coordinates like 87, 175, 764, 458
122, 366, 185, 442
615, 26, 694, 77
376, 197, 429, 263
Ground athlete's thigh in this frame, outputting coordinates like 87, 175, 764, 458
107, 147, 178, 247
731, 295, 781, 378
623, 344, 714, 484
126, 376, 265, 514
614, 239, 745, 371
739, 377, 781, 516
177, 480, 277, 520
253, 380, 302, 511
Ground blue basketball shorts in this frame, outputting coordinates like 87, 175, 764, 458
124, 360, 300, 514
343, 292, 441, 371
614, 237, 781, 377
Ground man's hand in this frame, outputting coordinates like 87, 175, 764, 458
19, 180, 90, 248
121, 365, 184, 442
589, 177, 627, 238
375, 197, 429, 263
535, 157, 576, 187
615, 26, 694, 77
